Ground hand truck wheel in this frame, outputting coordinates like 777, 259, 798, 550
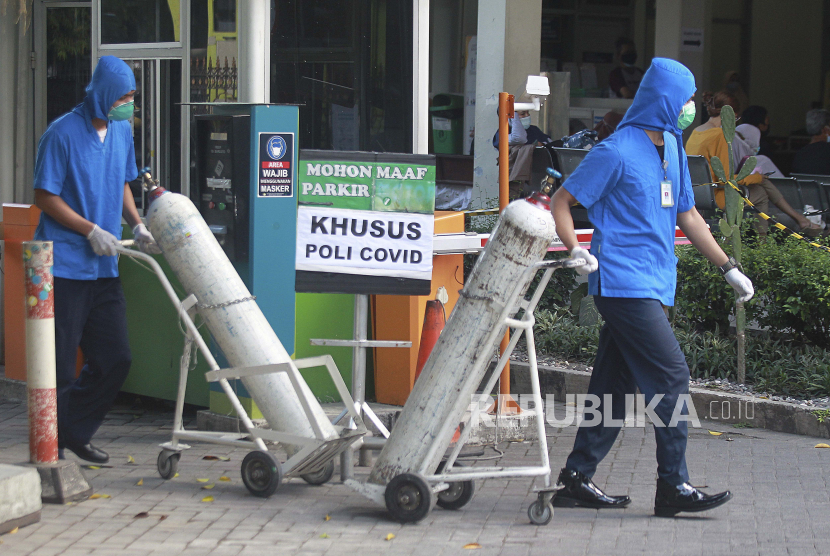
384, 473, 434, 523
301, 459, 335, 486
435, 460, 475, 510
156, 449, 180, 480
241, 450, 283, 498
527, 499, 553, 525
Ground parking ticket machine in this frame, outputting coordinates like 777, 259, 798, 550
191, 104, 299, 352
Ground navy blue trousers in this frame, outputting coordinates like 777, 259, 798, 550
565, 296, 691, 486
54, 277, 132, 447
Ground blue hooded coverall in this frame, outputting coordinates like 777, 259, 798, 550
561, 58, 697, 486
34, 56, 138, 448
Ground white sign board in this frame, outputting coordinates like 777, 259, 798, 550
681, 28, 704, 52
296, 207, 435, 281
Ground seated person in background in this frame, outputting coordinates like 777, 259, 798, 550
594, 111, 624, 143
608, 38, 644, 99
493, 109, 551, 197
792, 109, 830, 175
735, 123, 784, 178
686, 91, 820, 236
739, 105, 774, 157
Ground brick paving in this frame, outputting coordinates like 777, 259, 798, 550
1, 396, 830, 556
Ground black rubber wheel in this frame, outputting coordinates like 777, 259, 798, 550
527, 500, 553, 525
241, 451, 282, 498
435, 461, 475, 510
301, 459, 335, 486
384, 473, 434, 523
157, 450, 180, 480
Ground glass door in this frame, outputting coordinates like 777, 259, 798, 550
93, 0, 189, 206
121, 58, 182, 211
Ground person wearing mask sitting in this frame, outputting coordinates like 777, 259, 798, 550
735, 123, 784, 178
792, 109, 830, 175
685, 91, 820, 236
492, 109, 551, 197
608, 38, 644, 99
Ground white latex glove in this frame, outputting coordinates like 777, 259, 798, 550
724, 268, 754, 303
132, 223, 162, 255
570, 246, 598, 276
86, 224, 120, 257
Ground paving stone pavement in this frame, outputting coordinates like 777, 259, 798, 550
1, 396, 829, 556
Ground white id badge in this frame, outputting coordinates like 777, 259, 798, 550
660, 179, 673, 207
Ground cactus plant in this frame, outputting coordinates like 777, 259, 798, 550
709, 104, 754, 384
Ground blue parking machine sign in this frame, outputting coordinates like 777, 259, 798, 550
258, 132, 294, 197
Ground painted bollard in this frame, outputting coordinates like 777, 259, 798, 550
23, 241, 58, 465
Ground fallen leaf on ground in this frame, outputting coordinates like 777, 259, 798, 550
320, 533, 329, 539
463, 543, 482, 550
133, 512, 149, 519
202, 496, 214, 502
218, 476, 231, 482
173, 473, 179, 478
88, 494, 111, 499
136, 478, 143, 486
815, 443, 830, 449
707, 430, 723, 436
127, 455, 136, 464
324, 515, 331, 521
7, 528, 18, 535
202, 455, 231, 461
196, 478, 210, 483
385, 534, 395, 541
158, 515, 168, 521
201, 484, 215, 490
85, 465, 100, 470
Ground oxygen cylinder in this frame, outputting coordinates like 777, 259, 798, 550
368, 195, 557, 485
144, 188, 339, 452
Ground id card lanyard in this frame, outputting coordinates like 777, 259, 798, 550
660, 159, 673, 207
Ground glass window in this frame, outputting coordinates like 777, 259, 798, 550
46, 6, 92, 125
101, 0, 179, 44
213, 0, 236, 33
271, 0, 413, 153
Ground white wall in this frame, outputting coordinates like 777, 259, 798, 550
750, 0, 824, 135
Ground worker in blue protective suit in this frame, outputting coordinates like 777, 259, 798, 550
33, 55, 161, 464
550, 58, 754, 517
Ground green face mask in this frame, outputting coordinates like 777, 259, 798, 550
677, 101, 696, 130
108, 100, 134, 121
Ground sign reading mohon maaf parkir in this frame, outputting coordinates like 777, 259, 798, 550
296, 151, 436, 295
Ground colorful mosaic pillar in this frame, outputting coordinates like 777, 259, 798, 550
23, 241, 58, 465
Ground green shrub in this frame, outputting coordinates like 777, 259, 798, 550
533, 310, 830, 399
534, 307, 602, 361
676, 229, 830, 348
743, 235, 830, 348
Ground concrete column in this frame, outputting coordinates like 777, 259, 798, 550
472, 0, 507, 205
472, 0, 542, 205
413, 0, 430, 154
654, 0, 682, 60
237, 0, 270, 103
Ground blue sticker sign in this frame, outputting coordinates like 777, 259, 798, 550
258, 132, 294, 197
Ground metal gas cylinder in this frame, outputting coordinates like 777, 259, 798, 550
368, 194, 557, 485
144, 187, 338, 452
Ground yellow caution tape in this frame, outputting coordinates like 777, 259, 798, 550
716, 180, 830, 254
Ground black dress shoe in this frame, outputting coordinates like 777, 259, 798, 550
654, 478, 732, 517
552, 467, 631, 509
65, 442, 109, 464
